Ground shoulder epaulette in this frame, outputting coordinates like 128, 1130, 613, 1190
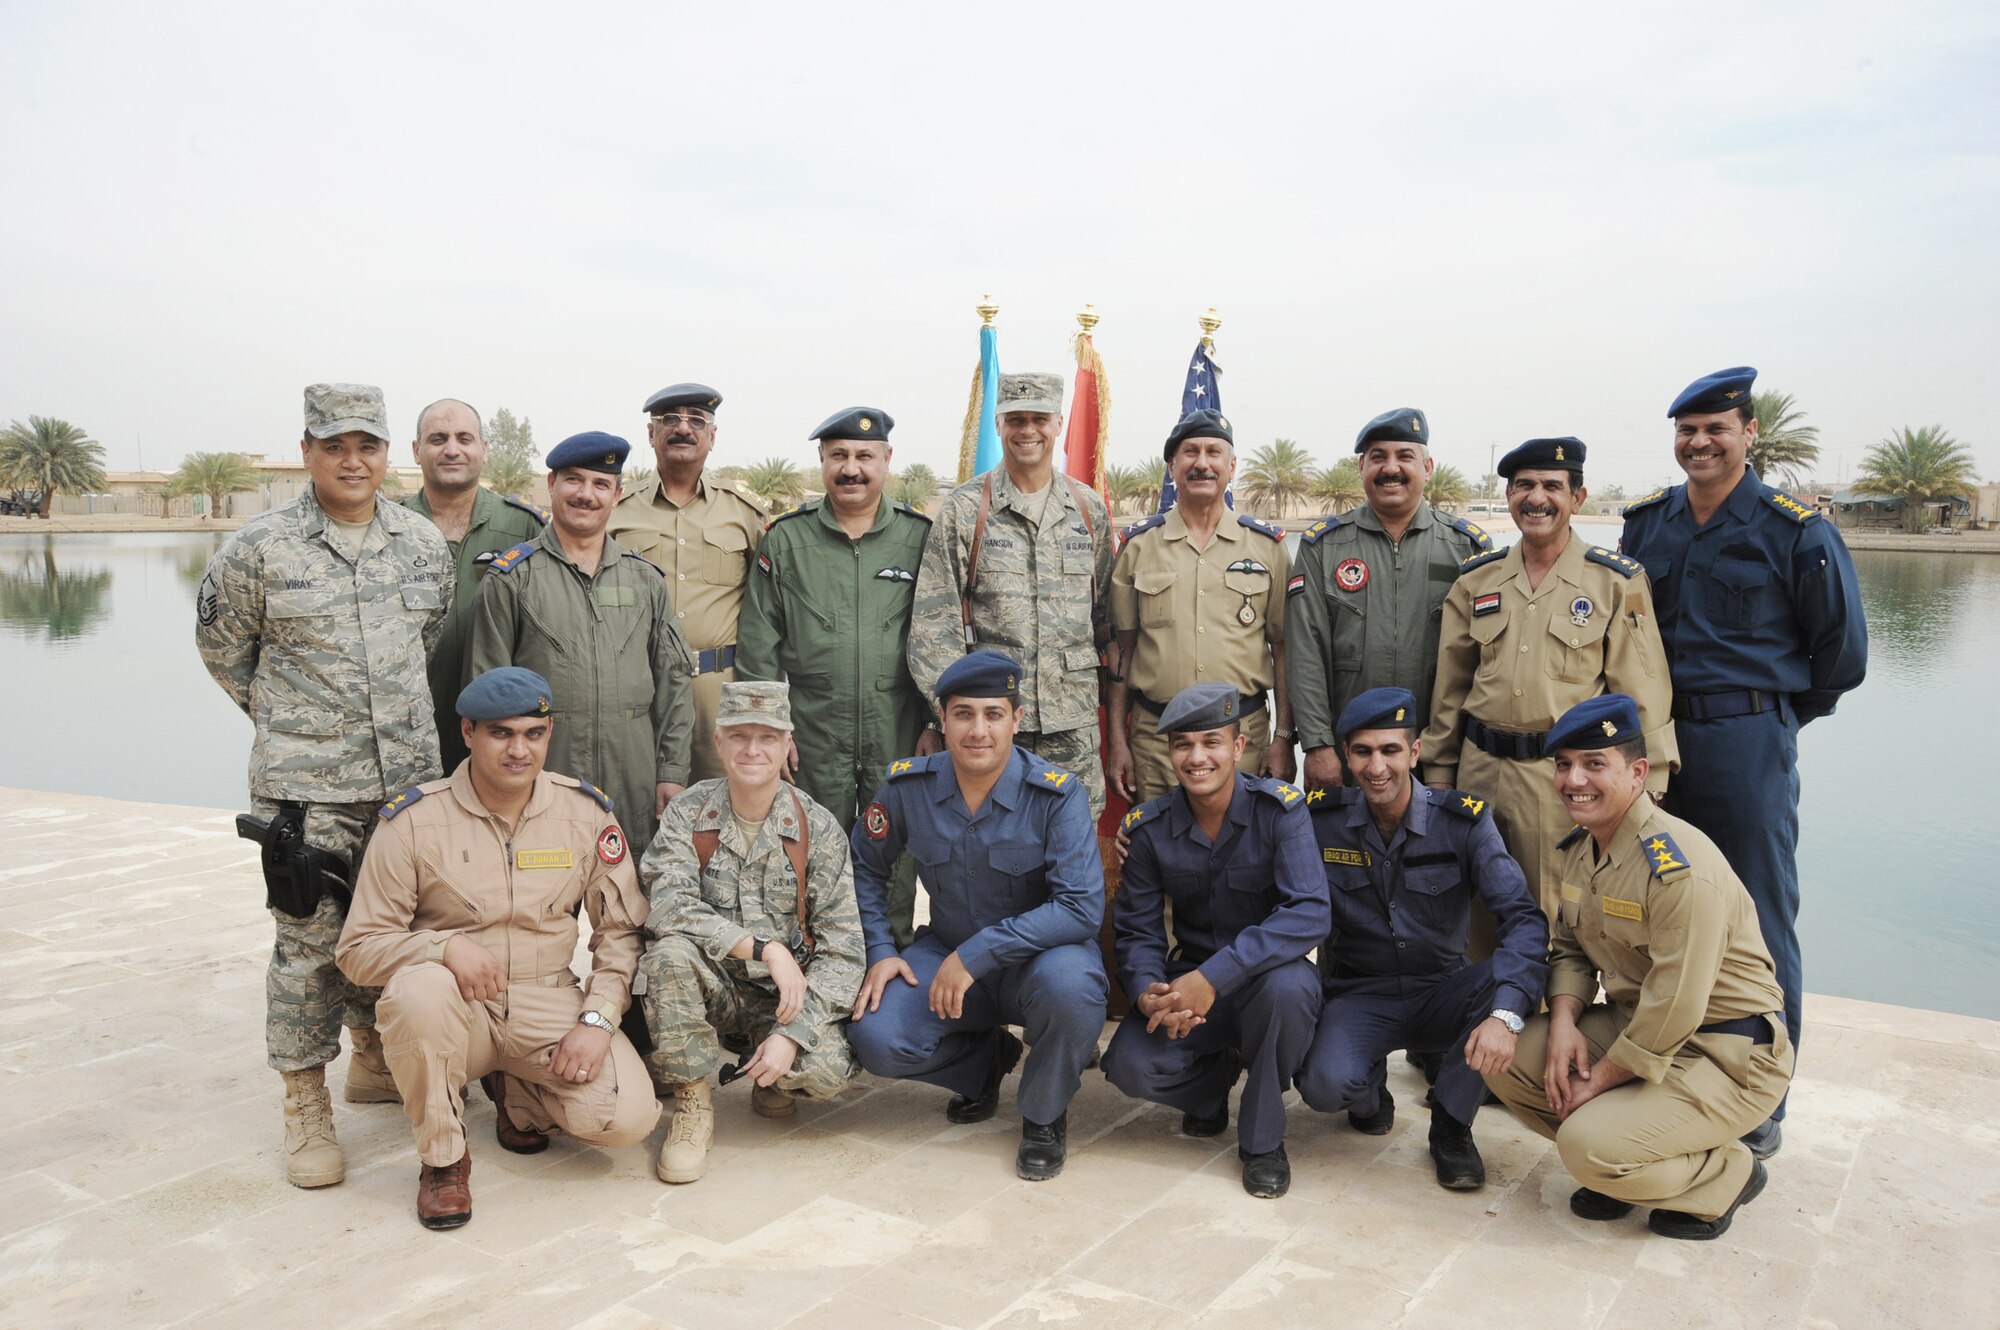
1438, 789, 1491, 820
894, 500, 933, 523
1447, 513, 1494, 552
1028, 762, 1083, 795
378, 786, 427, 820
502, 494, 549, 525
1120, 791, 1175, 835
1300, 513, 1347, 545
767, 501, 815, 530
547, 775, 616, 812
1557, 825, 1588, 851
622, 549, 664, 576
1763, 490, 1820, 524
1622, 487, 1671, 517
1120, 512, 1167, 542
1251, 778, 1309, 812
883, 755, 933, 781
488, 540, 537, 575
1305, 785, 1361, 809
1236, 513, 1285, 540
1642, 828, 1692, 880
1584, 546, 1643, 578
1459, 546, 1508, 574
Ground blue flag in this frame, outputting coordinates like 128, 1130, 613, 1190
974, 324, 1002, 475
1160, 340, 1227, 511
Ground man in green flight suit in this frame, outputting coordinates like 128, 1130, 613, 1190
736, 406, 938, 946
467, 431, 695, 858
399, 398, 545, 773
1287, 407, 1493, 790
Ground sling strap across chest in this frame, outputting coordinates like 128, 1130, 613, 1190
960, 472, 1098, 648
692, 785, 815, 951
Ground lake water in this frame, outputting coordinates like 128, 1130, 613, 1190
3, 527, 1997, 1021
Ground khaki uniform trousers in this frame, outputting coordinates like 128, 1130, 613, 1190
1456, 743, 1562, 961
377, 962, 661, 1167
1128, 708, 1271, 804
688, 668, 733, 785
1488, 1005, 1792, 1221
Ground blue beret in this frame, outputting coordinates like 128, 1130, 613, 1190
1155, 682, 1241, 735
1354, 407, 1428, 454
1546, 694, 1643, 754
1498, 437, 1587, 479
1163, 409, 1233, 460
935, 650, 1021, 703
457, 666, 554, 721
1668, 366, 1756, 418
645, 383, 723, 416
1338, 686, 1419, 738
811, 406, 894, 442
545, 431, 630, 474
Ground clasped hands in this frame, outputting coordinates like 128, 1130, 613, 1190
1134, 969, 1217, 1040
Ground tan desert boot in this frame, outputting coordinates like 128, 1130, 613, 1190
656, 1079, 713, 1184
751, 1084, 796, 1119
344, 1026, 402, 1104
280, 1067, 345, 1188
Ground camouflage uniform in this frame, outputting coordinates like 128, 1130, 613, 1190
906, 468, 1114, 815
638, 779, 864, 1098
465, 531, 694, 859
197, 484, 452, 1071
399, 487, 545, 773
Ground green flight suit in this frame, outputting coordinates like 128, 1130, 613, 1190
736, 497, 931, 944
1285, 502, 1493, 754
465, 532, 694, 859
400, 487, 546, 773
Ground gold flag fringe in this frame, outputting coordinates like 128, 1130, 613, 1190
956, 362, 983, 484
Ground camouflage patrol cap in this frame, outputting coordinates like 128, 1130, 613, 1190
993, 372, 1065, 416
304, 383, 391, 442
716, 680, 793, 731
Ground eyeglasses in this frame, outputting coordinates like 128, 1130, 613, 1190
650, 411, 713, 429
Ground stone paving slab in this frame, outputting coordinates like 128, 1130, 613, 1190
2, 786, 1995, 1329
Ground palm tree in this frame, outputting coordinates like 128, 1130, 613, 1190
167, 451, 257, 518
741, 457, 807, 514
1854, 426, 1979, 533
1309, 459, 1363, 514
890, 463, 941, 509
711, 464, 748, 488
0, 417, 107, 518
1428, 464, 1471, 510
1104, 462, 1160, 516
623, 463, 656, 492
1239, 439, 1314, 519
483, 454, 536, 498
1750, 391, 1822, 490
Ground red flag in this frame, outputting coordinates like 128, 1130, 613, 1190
1063, 329, 1111, 508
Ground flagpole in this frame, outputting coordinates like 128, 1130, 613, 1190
1199, 306, 1221, 351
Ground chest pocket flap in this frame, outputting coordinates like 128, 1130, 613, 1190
700, 525, 749, 582
988, 840, 1043, 876
1223, 568, 1270, 597
402, 583, 443, 611
1134, 568, 1177, 625
1404, 864, 1462, 897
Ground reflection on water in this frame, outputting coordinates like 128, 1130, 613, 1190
0, 539, 113, 642
2, 532, 1997, 1020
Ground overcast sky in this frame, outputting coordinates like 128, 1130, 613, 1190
4, 2, 1995, 494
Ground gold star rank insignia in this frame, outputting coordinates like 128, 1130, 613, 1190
1042, 770, 1070, 787
1122, 807, 1144, 830
888, 759, 914, 775
1460, 794, 1485, 815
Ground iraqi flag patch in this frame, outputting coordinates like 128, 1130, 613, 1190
596, 826, 627, 865
1286, 574, 1307, 597
1472, 592, 1502, 617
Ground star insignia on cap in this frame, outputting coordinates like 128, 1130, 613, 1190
1601, 720, 1618, 737
1460, 794, 1485, 815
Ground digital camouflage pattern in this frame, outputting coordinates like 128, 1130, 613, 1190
254, 796, 381, 1071
303, 381, 392, 441
638, 778, 863, 1094
715, 679, 793, 730
907, 466, 1112, 737
465, 532, 694, 857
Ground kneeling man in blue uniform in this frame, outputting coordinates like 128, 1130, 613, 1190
1101, 683, 1327, 1198
1296, 687, 1549, 1190
846, 650, 1109, 1180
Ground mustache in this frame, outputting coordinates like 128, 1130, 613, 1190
1186, 469, 1220, 482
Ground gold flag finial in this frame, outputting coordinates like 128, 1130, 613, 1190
1198, 306, 1222, 350
977, 294, 999, 327
1076, 303, 1099, 333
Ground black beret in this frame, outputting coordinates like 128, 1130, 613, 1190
1498, 437, 1586, 479
811, 406, 894, 442
1354, 407, 1428, 454
1163, 409, 1233, 461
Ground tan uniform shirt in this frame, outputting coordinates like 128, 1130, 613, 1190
1424, 536, 1678, 791
607, 474, 765, 653
1110, 507, 1289, 704
336, 766, 650, 1025
1548, 800, 1785, 1084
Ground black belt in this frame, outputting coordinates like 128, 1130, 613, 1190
1466, 716, 1546, 762
1673, 689, 1778, 722
692, 645, 737, 677
1695, 1015, 1775, 1044
1132, 689, 1267, 718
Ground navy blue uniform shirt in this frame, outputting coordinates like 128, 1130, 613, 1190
850, 746, 1103, 977
1621, 470, 1866, 722
1310, 782, 1548, 1016
1114, 774, 1330, 999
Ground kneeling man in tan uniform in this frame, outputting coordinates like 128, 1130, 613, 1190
338, 666, 661, 1229
1485, 693, 1790, 1240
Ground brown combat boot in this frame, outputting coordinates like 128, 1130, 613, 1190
656, 1079, 713, 1183
343, 1026, 402, 1104
280, 1067, 345, 1188
416, 1152, 473, 1230
481, 1072, 550, 1154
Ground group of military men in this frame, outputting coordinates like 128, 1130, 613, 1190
197, 361, 1864, 1239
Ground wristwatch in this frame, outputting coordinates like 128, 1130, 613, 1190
750, 934, 776, 963
578, 1010, 615, 1034
1489, 1008, 1525, 1034
1272, 727, 1296, 742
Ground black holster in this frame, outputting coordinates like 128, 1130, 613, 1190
621, 969, 656, 1055
236, 802, 354, 920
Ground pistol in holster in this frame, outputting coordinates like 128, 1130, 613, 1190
235, 802, 354, 920
619, 969, 656, 1055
